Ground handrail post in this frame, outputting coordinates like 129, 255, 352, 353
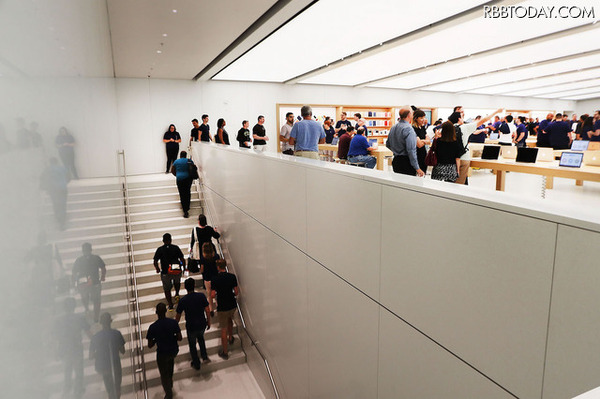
117, 150, 149, 399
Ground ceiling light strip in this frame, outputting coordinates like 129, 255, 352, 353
194, 0, 318, 81
358, 21, 599, 89
283, 0, 509, 85
410, 49, 600, 93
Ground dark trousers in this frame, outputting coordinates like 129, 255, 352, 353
392, 155, 416, 176
79, 283, 101, 322
157, 353, 176, 399
101, 365, 122, 399
63, 352, 84, 396
166, 149, 178, 173
176, 177, 192, 213
49, 188, 68, 229
59, 149, 79, 179
187, 327, 208, 367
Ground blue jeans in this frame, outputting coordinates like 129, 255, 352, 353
187, 327, 208, 367
347, 154, 376, 169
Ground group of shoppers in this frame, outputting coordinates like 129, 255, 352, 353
151, 216, 238, 398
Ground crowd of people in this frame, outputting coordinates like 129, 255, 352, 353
151, 216, 238, 399
45, 212, 237, 399
172, 107, 599, 187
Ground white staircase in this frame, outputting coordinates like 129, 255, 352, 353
45, 174, 245, 398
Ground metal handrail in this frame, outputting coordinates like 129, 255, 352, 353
188, 146, 281, 399
117, 150, 148, 398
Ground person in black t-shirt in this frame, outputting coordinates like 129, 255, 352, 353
236, 120, 251, 148
252, 115, 268, 152
72, 243, 106, 322
163, 124, 181, 173
211, 259, 238, 359
147, 303, 182, 399
176, 278, 211, 370
190, 118, 200, 143
335, 112, 352, 138
89, 312, 125, 399
153, 233, 186, 310
199, 114, 212, 142
546, 113, 573, 149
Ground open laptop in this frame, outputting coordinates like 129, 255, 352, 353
536, 147, 555, 162
368, 139, 378, 146
588, 142, 600, 151
516, 147, 538, 163
583, 151, 600, 166
489, 132, 499, 140
331, 137, 339, 146
481, 145, 501, 160
500, 146, 517, 159
571, 140, 590, 151
559, 152, 584, 168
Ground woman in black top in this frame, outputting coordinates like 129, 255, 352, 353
189, 214, 221, 259
411, 110, 431, 174
237, 120, 251, 148
323, 117, 335, 144
431, 122, 462, 183
580, 115, 594, 140
215, 118, 230, 145
199, 242, 220, 313
163, 124, 181, 173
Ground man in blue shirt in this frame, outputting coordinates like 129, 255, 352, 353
546, 113, 573, 150
386, 108, 424, 177
171, 151, 194, 218
289, 105, 326, 160
515, 116, 528, 147
147, 303, 182, 399
347, 127, 376, 168
537, 113, 553, 147
176, 278, 211, 370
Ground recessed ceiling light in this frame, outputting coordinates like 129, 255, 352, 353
162, 33, 168, 37
157, 50, 162, 54
172, 9, 177, 13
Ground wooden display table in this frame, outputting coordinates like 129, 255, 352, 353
318, 144, 393, 171
470, 158, 600, 191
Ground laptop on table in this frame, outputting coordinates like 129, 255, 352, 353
489, 132, 499, 140
516, 147, 538, 163
481, 145, 501, 160
500, 146, 517, 159
536, 147, 555, 162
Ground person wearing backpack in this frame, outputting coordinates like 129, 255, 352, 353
170, 151, 196, 218
448, 108, 502, 185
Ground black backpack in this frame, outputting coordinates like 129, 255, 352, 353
454, 125, 467, 157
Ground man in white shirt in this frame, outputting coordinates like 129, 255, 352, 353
279, 112, 294, 155
448, 108, 502, 185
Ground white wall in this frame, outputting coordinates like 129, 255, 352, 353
193, 142, 600, 399
575, 99, 599, 116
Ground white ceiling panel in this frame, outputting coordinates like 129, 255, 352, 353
563, 92, 600, 100
213, 0, 487, 82
467, 66, 600, 95
368, 26, 600, 90
508, 77, 600, 97
540, 86, 600, 99
300, 0, 593, 86
421, 52, 600, 93
107, 0, 282, 79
